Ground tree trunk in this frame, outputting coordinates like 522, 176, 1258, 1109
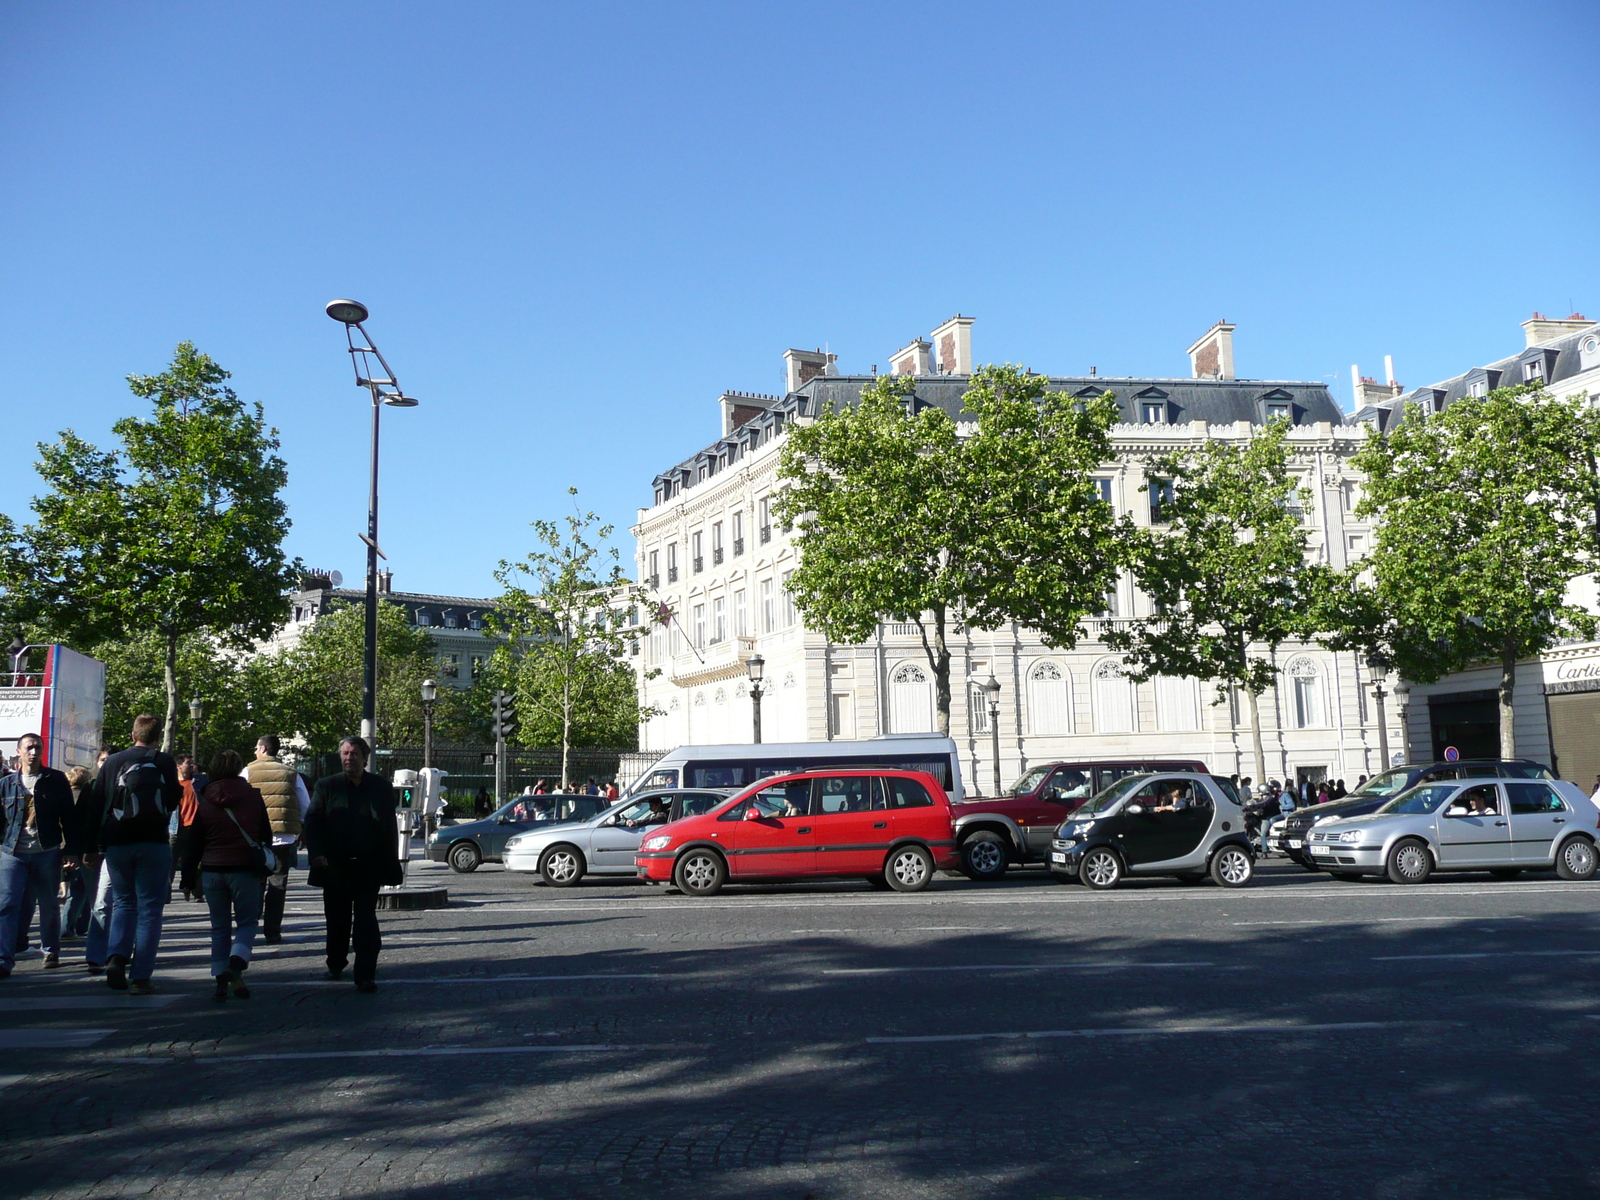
1498, 646, 1517, 759
161, 630, 179, 753
1244, 686, 1267, 787
923, 603, 952, 737
561, 673, 573, 791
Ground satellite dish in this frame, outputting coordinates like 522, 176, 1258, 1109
329, 571, 344, 588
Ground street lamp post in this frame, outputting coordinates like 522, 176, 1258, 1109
1392, 682, 1411, 767
980, 673, 1002, 797
325, 299, 420, 744
747, 653, 765, 744
189, 697, 205, 764
1366, 653, 1390, 775
421, 678, 438, 771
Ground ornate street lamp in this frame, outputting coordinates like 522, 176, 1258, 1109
746, 653, 765, 744
1392, 682, 1411, 767
980, 673, 1002, 796
1366, 653, 1390, 773
421, 678, 438, 770
325, 299, 420, 743
189, 696, 205, 764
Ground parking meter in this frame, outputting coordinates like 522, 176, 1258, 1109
392, 769, 420, 886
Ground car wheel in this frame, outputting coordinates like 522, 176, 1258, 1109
959, 832, 1009, 882
447, 841, 481, 874
1210, 845, 1254, 888
1489, 868, 1522, 881
885, 845, 935, 892
1385, 838, 1432, 885
1555, 837, 1599, 881
538, 844, 585, 888
673, 848, 726, 897
1080, 847, 1122, 891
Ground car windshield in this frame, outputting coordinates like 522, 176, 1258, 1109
1071, 775, 1149, 817
1008, 767, 1051, 796
1346, 767, 1414, 799
1376, 784, 1457, 816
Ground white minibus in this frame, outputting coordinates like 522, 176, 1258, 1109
628, 735, 964, 803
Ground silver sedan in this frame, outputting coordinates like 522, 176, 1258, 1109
502, 789, 735, 886
1306, 776, 1599, 883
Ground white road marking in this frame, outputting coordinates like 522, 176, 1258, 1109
0, 995, 179, 1012
824, 961, 1212, 975
1373, 949, 1600, 962
257, 973, 660, 986
0, 1029, 115, 1049
869, 1020, 1416, 1044
1233, 916, 1532, 926
0, 1074, 27, 1093
104, 1043, 629, 1063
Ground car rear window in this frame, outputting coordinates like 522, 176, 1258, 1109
884, 777, 934, 809
1506, 782, 1567, 814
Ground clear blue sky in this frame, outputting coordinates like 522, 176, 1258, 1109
3, 2, 1596, 599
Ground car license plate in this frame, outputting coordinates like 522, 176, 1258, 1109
1312, 844, 1333, 855
1051, 852, 1066, 863
1288, 838, 1303, 848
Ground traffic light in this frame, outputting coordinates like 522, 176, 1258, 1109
491, 690, 517, 741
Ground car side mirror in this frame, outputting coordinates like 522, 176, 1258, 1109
1127, 804, 1144, 816
744, 807, 763, 821
1444, 806, 1468, 817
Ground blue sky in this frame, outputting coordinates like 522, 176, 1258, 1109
2, 2, 1596, 599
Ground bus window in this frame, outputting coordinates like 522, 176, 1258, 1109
637, 768, 678, 791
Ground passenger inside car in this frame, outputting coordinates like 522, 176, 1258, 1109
1153, 783, 1192, 813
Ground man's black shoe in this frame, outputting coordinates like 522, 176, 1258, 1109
323, 967, 345, 981
262, 933, 283, 944
105, 957, 128, 991
354, 979, 377, 994
86, 962, 105, 976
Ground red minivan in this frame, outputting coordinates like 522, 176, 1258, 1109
634, 769, 958, 897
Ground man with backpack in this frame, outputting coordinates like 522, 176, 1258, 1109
88, 714, 181, 994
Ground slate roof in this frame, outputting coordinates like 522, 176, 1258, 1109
1353, 321, 1600, 433
653, 373, 1345, 499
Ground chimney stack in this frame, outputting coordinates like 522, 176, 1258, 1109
783, 347, 836, 393
929, 314, 975, 374
1186, 321, 1235, 380
378, 569, 393, 594
1521, 312, 1594, 347
889, 337, 932, 376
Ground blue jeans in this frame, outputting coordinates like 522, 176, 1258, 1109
202, 871, 263, 977
84, 860, 113, 966
0, 848, 62, 970
104, 842, 171, 981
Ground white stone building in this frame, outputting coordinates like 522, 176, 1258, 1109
1353, 313, 1600, 786
633, 318, 1398, 793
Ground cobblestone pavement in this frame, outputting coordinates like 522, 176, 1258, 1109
3, 846, 1599, 1199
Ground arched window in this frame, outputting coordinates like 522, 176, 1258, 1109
1287, 657, 1323, 728
1155, 676, 1200, 732
1027, 661, 1071, 735
890, 663, 933, 733
1092, 659, 1134, 734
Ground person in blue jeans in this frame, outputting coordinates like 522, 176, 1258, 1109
0, 733, 79, 978
88, 715, 182, 994
181, 748, 273, 1002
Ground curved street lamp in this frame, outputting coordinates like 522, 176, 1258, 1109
326, 300, 421, 742
980, 673, 1002, 796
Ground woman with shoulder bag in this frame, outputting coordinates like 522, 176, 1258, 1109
182, 749, 273, 1002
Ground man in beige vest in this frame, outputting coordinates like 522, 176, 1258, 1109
242, 736, 310, 944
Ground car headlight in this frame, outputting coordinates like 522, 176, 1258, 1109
505, 835, 526, 849
1336, 830, 1364, 843
641, 836, 672, 851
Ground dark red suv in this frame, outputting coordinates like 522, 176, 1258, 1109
634, 769, 958, 897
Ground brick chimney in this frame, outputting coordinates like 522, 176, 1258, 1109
929, 314, 975, 374
1186, 321, 1235, 380
889, 337, 932, 376
1521, 312, 1594, 347
720, 390, 778, 435
783, 348, 836, 393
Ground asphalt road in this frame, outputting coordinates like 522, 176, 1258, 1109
3, 846, 1599, 1200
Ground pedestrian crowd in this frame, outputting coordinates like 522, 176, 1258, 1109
1228, 772, 1364, 854
0, 716, 400, 998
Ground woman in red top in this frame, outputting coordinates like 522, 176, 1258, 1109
181, 749, 272, 1002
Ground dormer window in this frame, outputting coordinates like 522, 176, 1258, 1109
1142, 402, 1167, 425
1265, 403, 1290, 422
416, 610, 431, 626
1469, 379, 1487, 398
1524, 358, 1545, 382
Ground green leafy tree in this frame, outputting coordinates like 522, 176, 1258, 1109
487, 491, 655, 786
775, 368, 1125, 735
1346, 383, 1600, 758
13, 343, 296, 751
1107, 421, 1320, 781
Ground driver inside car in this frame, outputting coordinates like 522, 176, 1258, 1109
1152, 784, 1191, 813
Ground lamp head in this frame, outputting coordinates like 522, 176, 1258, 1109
325, 298, 369, 325
383, 393, 420, 408
189, 697, 205, 720
421, 678, 438, 704
982, 672, 1001, 695
746, 653, 765, 683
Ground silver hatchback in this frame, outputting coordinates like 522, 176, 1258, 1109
502, 789, 736, 886
1307, 777, 1600, 883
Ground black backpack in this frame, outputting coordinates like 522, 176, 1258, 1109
110, 755, 168, 826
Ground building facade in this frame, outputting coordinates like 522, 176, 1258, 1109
633, 317, 1397, 792
1354, 313, 1600, 787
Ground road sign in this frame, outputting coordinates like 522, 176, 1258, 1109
1444, 746, 1459, 762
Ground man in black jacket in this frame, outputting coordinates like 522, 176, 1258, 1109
89, 715, 182, 994
304, 736, 400, 993
0, 734, 79, 977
